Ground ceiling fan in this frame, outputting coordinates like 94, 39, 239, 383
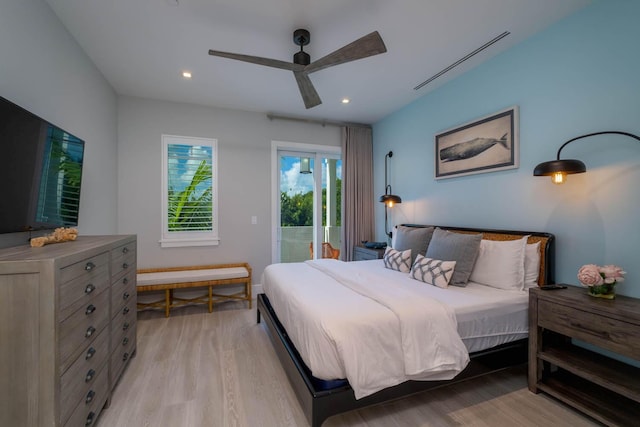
208, 29, 387, 109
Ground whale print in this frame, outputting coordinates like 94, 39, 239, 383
439, 133, 508, 162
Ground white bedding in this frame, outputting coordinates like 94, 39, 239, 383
262, 259, 529, 399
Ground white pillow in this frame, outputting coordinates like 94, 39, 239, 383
383, 247, 412, 272
410, 254, 456, 288
469, 236, 528, 290
524, 241, 541, 288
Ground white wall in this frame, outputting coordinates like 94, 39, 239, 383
117, 96, 341, 281
0, 0, 118, 248
373, 1, 640, 297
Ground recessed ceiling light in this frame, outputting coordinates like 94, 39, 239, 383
182, 71, 192, 79
341, 98, 350, 104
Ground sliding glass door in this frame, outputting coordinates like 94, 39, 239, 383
272, 143, 342, 263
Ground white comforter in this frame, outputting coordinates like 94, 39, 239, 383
262, 259, 470, 399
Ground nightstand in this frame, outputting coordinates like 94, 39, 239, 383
528, 286, 640, 425
353, 245, 386, 261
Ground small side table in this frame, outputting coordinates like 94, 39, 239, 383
353, 245, 386, 261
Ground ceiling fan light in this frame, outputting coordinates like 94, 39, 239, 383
341, 98, 350, 104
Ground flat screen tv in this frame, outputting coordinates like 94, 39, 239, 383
0, 96, 85, 234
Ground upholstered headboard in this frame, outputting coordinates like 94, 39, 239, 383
401, 224, 555, 286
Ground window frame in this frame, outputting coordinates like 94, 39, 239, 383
160, 134, 219, 248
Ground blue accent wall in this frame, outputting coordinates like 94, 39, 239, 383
373, 0, 640, 297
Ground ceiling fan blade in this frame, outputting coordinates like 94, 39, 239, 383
305, 31, 387, 74
293, 71, 322, 109
208, 50, 304, 72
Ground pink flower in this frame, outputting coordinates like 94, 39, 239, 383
577, 264, 604, 287
599, 265, 626, 284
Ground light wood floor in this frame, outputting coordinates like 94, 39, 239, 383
97, 301, 598, 427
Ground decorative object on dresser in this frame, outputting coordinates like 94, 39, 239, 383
353, 244, 386, 261
0, 235, 137, 427
136, 263, 252, 317
30, 226, 79, 247
528, 285, 640, 426
533, 130, 640, 184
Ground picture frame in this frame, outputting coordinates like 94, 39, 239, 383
435, 106, 519, 179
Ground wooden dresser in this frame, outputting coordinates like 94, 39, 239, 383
0, 235, 137, 427
529, 285, 640, 426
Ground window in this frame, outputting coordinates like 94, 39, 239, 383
161, 135, 218, 247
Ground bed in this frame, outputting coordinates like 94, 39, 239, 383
257, 225, 555, 427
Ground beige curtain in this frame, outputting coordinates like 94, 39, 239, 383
341, 126, 375, 261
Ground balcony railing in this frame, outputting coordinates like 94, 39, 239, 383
280, 226, 341, 263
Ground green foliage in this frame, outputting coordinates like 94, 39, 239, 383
281, 179, 341, 226
168, 159, 213, 231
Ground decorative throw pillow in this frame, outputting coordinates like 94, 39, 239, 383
469, 236, 528, 290
410, 254, 456, 288
524, 241, 541, 288
393, 225, 434, 264
383, 247, 412, 272
425, 228, 482, 286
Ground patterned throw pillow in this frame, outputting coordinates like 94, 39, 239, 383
410, 254, 456, 288
383, 247, 412, 272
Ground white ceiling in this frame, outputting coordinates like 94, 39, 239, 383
45, 0, 591, 124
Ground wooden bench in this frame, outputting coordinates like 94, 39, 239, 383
136, 263, 252, 317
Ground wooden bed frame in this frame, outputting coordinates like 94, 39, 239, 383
257, 225, 555, 427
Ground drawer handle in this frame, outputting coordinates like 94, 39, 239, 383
84, 284, 96, 294
122, 337, 129, 346
85, 262, 96, 271
123, 352, 129, 362
85, 304, 96, 315
123, 307, 130, 315
122, 247, 129, 254
123, 292, 130, 300
86, 411, 96, 426
123, 322, 130, 331
85, 326, 96, 338
123, 277, 129, 285
122, 262, 129, 269
85, 347, 96, 360
85, 368, 96, 383
85, 390, 95, 404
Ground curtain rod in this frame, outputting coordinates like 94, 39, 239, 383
266, 113, 371, 129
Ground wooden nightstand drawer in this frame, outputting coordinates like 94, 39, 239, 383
353, 245, 386, 261
538, 299, 640, 359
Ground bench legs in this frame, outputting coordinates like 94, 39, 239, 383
140, 279, 251, 317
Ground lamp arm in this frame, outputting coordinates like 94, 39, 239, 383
556, 131, 640, 160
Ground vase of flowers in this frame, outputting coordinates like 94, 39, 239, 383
577, 264, 625, 299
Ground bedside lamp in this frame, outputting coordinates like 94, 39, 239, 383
379, 151, 402, 238
533, 131, 640, 184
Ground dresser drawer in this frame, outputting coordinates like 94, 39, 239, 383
110, 326, 136, 387
111, 242, 136, 282
111, 272, 136, 319
60, 327, 109, 425
59, 266, 109, 322
63, 365, 109, 427
60, 252, 109, 285
538, 299, 640, 358
59, 290, 110, 371
111, 299, 137, 346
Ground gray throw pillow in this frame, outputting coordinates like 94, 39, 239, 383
425, 228, 482, 286
393, 226, 434, 264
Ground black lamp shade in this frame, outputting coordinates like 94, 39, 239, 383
379, 194, 402, 204
533, 159, 586, 176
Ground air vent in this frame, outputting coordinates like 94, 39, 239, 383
413, 31, 510, 91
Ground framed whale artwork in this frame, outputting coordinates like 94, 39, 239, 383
435, 106, 519, 179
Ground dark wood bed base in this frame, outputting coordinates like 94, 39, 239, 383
257, 225, 555, 427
